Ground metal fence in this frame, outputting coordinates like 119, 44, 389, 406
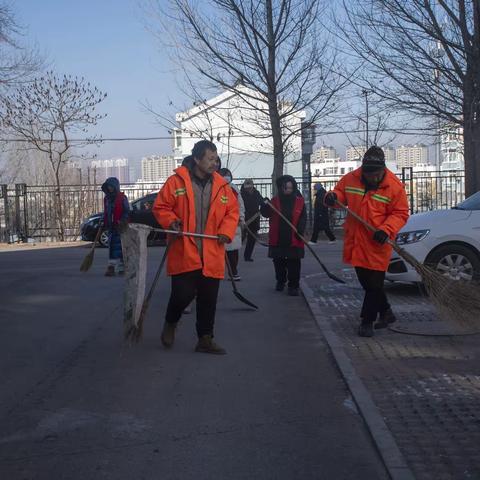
0, 168, 466, 243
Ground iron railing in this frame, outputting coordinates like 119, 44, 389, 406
0, 169, 467, 243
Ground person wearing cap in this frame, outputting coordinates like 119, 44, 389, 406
309, 183, 336, 245
324, 146, 409, 337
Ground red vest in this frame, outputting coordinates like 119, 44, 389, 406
269, 195, 304, 248
104, 192, 126, 226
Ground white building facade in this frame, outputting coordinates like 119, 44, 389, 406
311, 157, 361, 177
440, 125, 464, 171
173, 86, 305, 178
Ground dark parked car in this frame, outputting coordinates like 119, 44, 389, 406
80, 192, 166, 247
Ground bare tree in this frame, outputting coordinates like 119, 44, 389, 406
341, 0, 480, 196
0, 72, 107, 240
147, 0, 345, 183
0, 4, 42, 93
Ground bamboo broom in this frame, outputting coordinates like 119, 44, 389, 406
336, 200, 480, 328
80, 227, 103, 272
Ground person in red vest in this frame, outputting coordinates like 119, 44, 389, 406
325, 146, 409, 337
101, 177, 130, 276
261, 175, 306, 296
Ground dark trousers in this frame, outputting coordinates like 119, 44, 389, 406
355, 267, 390, 324
226, 249, 239, 276
244, 230, 257, 260
311, 219, 336, 242
273, 258, 301, 288
165, 270, 220, 337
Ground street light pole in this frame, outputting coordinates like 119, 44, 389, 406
362, 89, 370, 149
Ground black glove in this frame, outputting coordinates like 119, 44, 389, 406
324, 192, 337, 207
373, 229, 389, 245
117, 218, 129, 233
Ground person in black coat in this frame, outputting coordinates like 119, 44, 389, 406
309, 183, 336, 244
240, 178, 263, 261
261, 175, 306, 296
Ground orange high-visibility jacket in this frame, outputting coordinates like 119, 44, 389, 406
152, 166, 239, 279
331, 167, 409, 272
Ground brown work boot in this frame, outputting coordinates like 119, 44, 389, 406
104, 265, 115, 277
195, 335, 226, 355
161, 322, 177, 348
375, 308, 397, 329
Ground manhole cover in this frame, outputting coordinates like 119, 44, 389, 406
390, 317, 480, 336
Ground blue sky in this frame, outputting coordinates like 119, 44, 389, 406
16, 0, 178, 161
14, 1, 429, 169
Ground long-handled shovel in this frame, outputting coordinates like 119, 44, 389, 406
80, 227, 103, 272
266, 200, 345, 284
243, 212, 269, 247
225, 253, 259, 309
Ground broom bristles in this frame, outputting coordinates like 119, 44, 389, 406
394, 244, 480, 328
79, 250, 94, 272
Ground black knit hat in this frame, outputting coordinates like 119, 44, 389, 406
362, 146, 385, 172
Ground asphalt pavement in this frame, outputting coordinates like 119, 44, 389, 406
0, 242, 388, 480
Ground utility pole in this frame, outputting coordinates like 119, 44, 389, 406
301, 122, 316, 226
362, 89, 370, 149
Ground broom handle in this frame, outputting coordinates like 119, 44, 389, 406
265, 200, 307, 242
265, 199, 341, 278
91, 226, 103, 249
148, 228, 219, 240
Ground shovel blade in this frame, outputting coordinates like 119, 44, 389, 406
327, 271, 346, 284
234, 291, 258, 310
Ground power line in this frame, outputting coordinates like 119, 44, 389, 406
0, 126, 439, 144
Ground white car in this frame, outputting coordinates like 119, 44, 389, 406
386, 191, 480, 283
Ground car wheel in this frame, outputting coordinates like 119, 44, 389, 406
426, 244, 480, 282
99, 230, 110, 248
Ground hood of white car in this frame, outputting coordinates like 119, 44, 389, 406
400, 209, 472, 232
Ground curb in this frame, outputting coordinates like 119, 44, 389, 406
0, 242, 87, 253
301, 277, 416, 480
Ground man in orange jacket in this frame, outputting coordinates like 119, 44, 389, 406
325, 146, 409, 337
153, 140, 239, 354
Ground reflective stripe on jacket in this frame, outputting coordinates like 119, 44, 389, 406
152, 166, 239, 279
330, 167, 409, 271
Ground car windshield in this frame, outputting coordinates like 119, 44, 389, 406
455, 191, 480, 211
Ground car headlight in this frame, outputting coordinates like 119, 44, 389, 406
396, 229, 430, 245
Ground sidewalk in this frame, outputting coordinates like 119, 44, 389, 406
301, 255, 480, 480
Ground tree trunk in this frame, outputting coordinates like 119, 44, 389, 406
54, 170, 65, 241
463, 61, 480, 197
464, 0, 480, 197
266, 0, 284, 194
269, 99, 285, 191
463, 117, 480, 197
